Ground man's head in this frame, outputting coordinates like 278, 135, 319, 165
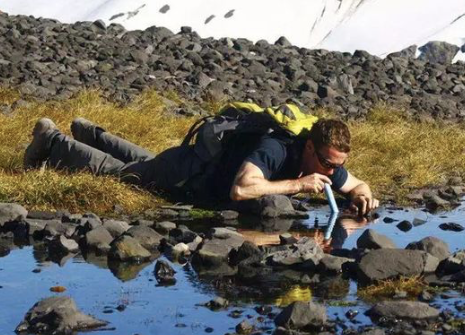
300, 119, 351, 176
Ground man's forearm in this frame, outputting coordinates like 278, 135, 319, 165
349, 182, 372, 200
230, 177, 302, 201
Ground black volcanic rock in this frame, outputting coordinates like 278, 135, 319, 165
0, 12, 464, 122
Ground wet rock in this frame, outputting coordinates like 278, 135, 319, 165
83, 226, 113, 253
16, 296, 108, 334
154, 259, 176, 285
42, 221, 73, 238
274, 301, 327, 329
0, 203, 27, 227
217, 210, 239, 221
269, 237, 324, 270
230, 241, 263, 266
419, 290, 434, 302
438, 250, 465, 274
439, 222, 464, 232
356, 229, 396, 250
169, 225, 198, 244
406, 236, 450, 261
2, 219, 28, 239
26, 219, 49, 236
357, 249, 439, 283
194, 237, 238, 267
279, 233, 298, 245
154, 221, 176, 234
426, 195, 450, 211
396, 220, 413, 232
367, 301, 440, 320
209, 227, 243, 240
102, 219, 130, 238
48, 235, 79, 254
125, 225, 163, 250
382, 217, 396, 223
202, 297, 229, 310
318, 255, 354, 274
108, 235, 151, 262
236, 320, 254, 334
259, 195, 303, 218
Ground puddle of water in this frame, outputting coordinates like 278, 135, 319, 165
0, 200, 464, 335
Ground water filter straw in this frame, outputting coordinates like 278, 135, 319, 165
324, 212, 338, 240
324, 183, 339, 213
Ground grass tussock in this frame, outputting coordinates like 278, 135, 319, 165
358, 276, 426, 301
0, 88, 464, 214
347, 106, 465, 203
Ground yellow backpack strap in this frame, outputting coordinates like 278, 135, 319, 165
265, 104, 319, 135
219, 101, 263, 115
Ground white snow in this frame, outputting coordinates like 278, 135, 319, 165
0, 0, 464, 58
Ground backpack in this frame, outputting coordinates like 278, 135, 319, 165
181, 101, 319, 163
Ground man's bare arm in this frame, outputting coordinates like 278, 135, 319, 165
229, 162, 331, 201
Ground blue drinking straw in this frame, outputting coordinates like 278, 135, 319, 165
324, 183, 339, 213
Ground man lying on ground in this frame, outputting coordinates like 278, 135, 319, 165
24, 116, 379, 215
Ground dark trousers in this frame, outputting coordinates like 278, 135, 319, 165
45, 127, 207, 199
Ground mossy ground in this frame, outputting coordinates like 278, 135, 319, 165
1, 87, 464, 215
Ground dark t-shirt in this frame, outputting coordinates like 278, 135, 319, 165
210, 134, 348, 201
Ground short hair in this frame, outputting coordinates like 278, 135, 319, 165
308, 119, 351, 153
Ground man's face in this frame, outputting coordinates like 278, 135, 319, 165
300, 140, 348, 176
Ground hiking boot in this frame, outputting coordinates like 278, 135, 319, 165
24, 118, 57, 168
71, 117, 104, 147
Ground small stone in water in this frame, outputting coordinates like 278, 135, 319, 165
175, 323, 187, 328
116, 304, 126, 311
439, 222, 464, 232
204, 327, 214, 333
50, 286, 66, 293
396, 220, 413, 232
32, 268, 41, 273
345, 309, 359, 319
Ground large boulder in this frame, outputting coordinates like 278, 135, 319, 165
418, 41, 460, 64
367, 301, 440, 320
16, 296, 107, 334
356, 229, 396, 249
357, 249, 439, 283
406, 236, 450, 261
274, 301, 327, 329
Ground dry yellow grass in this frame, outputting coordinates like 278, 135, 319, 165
347, 106, 465, 203
0, 88, 464, 214
0, 89, 194, 214
358, 276, 426, 301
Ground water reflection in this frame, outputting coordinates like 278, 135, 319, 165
238, 212, 372, 252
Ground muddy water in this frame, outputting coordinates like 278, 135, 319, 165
1, 200, 464, 335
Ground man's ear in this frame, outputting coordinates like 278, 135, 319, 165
305, 139, 315, 153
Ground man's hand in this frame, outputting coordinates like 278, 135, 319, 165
297, 173, 332, 194
350, 194, 379, 216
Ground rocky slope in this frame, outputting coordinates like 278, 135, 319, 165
1, 12, 465, 120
